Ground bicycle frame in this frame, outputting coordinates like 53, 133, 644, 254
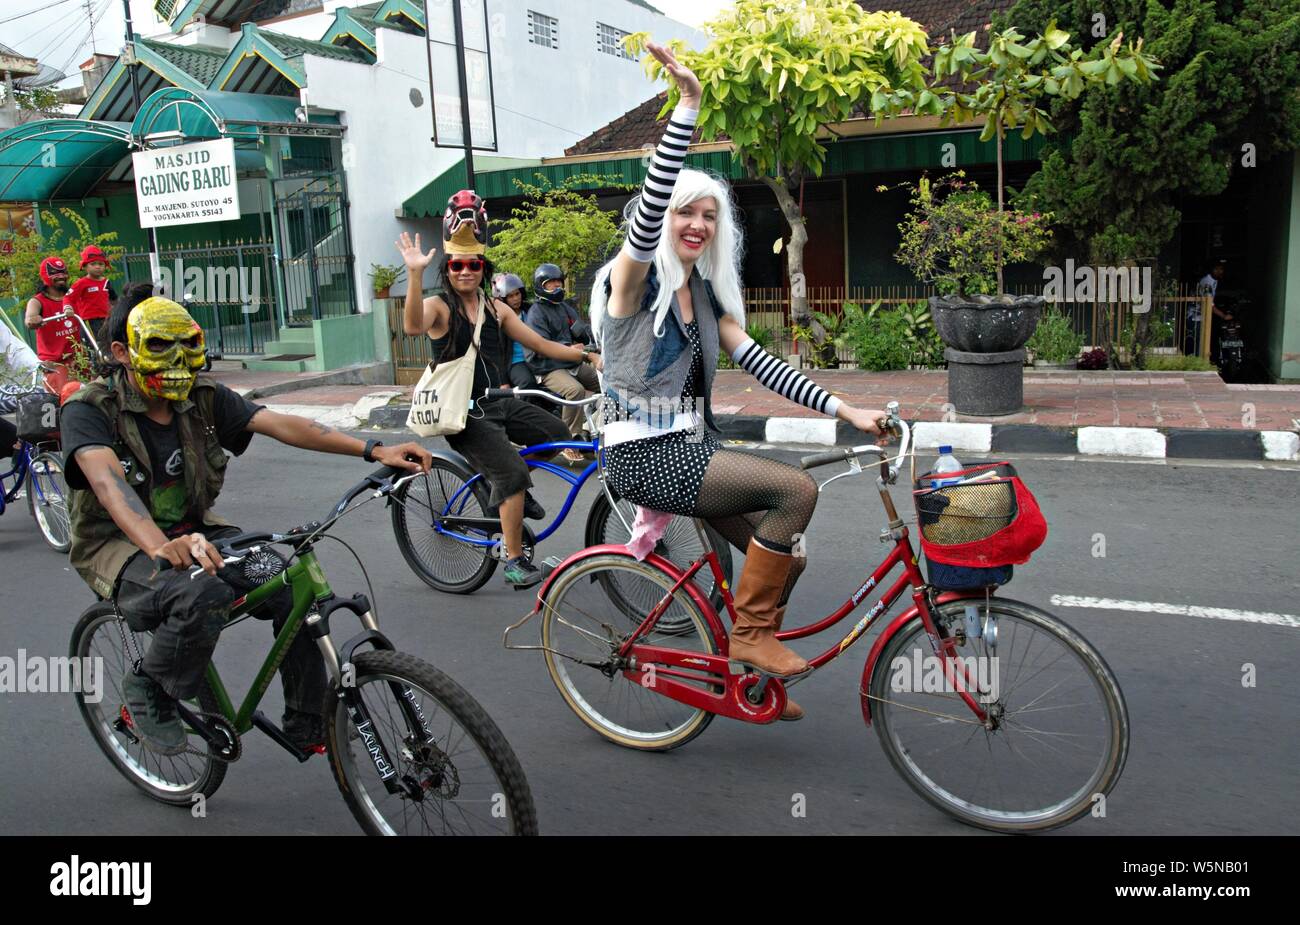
434, 439, 607, 547
529, 426, 997, 727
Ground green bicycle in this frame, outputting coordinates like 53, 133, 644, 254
71, 465, 538, 836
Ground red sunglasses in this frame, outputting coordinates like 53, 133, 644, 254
448, 258, 484, 273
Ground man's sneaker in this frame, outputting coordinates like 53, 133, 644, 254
122, 671, 187, 755
503, 556, 551, 589
282, 708, 326, 751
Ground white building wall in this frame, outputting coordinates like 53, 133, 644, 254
130, 1, 706, 316
304, 1, 704, 314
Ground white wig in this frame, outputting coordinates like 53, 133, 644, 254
590, 168, 746, 342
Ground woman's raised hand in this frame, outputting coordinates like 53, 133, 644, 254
646, 40, 701, 109
396, 231, 435, 274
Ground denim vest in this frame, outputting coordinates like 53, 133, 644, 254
599, 265, 724, 436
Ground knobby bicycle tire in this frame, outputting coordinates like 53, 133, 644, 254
325, 650, 537, 835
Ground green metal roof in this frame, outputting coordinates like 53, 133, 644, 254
133, 87, 340, 145
0, 120, 133, 202
141, 39, 231, 87
374, 0, 426, 31
402, 128, 1050, 217
261, 30, 375, 65
401, 155, 545, 219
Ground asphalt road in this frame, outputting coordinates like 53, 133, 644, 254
1, 436, 1297, 835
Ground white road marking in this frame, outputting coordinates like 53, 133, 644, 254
1050, 595, 1300, 629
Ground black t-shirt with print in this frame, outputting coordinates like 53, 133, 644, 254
61, 381, 264, 536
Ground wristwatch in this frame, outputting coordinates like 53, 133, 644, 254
363, 439, 384, 463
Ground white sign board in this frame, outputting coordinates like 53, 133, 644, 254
425, 0, 497, 151
132, 138, 241, 229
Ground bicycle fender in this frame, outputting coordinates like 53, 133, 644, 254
859, 590, 985, 727
425, 447, 479, 478
532, 544, 728, 648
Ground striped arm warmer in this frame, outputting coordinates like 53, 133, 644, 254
732, 337, 842, 417
622, 104, 699, 262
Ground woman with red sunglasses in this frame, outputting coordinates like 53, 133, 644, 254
397, 193, 595, 588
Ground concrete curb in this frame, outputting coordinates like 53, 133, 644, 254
267, 396, 1300, 463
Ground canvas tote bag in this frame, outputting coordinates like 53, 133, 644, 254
406, 303, 486, 437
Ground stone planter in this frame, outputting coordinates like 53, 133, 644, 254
930, 294, 1045, 415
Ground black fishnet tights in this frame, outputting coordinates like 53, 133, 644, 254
694, 450, 818, 606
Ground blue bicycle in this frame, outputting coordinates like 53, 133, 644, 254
389, 389, 734, 602
1, 365, 72, 553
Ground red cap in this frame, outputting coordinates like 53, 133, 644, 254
79, 245, 110, 268
39, 256, 67, 286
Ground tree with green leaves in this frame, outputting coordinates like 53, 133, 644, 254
993, 0, 1300, 367
895, 22, 1159, 290
997, 0, 1300, 265
628, 0, 931, 333
0, 208, 122, 337
487, 174, 631, 305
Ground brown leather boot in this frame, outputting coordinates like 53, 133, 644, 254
773, 606, 805, 721
728, 541, 810, 678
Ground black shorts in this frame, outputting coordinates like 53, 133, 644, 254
447, 397, 568, 506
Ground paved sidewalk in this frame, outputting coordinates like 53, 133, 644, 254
213, 365, 1300, 431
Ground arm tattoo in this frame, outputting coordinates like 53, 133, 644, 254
103, 465, 155, 527
308, 421, 335, 436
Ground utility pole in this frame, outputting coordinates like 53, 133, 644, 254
450, 0, 474, 189
121, 0, 160, 285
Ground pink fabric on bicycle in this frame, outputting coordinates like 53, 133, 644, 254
627, 506, 674, 560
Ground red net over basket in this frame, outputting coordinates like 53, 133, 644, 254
912, 462, 1047, 567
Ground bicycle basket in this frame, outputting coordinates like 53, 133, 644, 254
15, 391, 60, 445
913, 462, 1047, 569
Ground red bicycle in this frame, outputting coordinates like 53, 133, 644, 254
507, 403, 1129, 833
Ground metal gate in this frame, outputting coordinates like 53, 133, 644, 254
121, 242, 277, 356
272, 174, 356, 327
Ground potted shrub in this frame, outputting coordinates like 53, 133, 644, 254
1026, 306, 1084, 368
370, 263, 401, 299
885, 172, 1052, 413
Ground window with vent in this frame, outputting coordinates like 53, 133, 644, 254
596, 22, 636, 61
154, 0, 179, 22
528, 11, 559, 50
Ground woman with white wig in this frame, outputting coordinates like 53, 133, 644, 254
592, 43, 888, 720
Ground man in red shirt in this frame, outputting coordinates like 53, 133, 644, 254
24, 255, 77, 366
63, 245, 116, 324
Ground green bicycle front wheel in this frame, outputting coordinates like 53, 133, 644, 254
325, 650, 538, 835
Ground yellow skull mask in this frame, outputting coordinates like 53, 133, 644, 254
126, 297, 206, 401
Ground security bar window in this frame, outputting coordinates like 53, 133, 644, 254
528, 11, 559, 50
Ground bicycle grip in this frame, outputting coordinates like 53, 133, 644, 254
800, 448, 853, 470
151, 556, 175, 573
485, 388, 511, 400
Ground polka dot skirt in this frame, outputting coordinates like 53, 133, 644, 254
603, 319, 719, 514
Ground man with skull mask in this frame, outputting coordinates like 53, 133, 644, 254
60, 284, 432, 755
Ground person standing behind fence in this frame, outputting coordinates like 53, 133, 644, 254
1190, 260, 1225, 356
525, 263, 599, 458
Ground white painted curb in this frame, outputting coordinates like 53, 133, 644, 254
912, 422, 992, 452
766, 417, 837, 446
1262, 431, 1300, 461
1077, 426, 1166, 458
263, 402, 364, 430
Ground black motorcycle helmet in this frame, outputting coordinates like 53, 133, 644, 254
533, 263, 566, 304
